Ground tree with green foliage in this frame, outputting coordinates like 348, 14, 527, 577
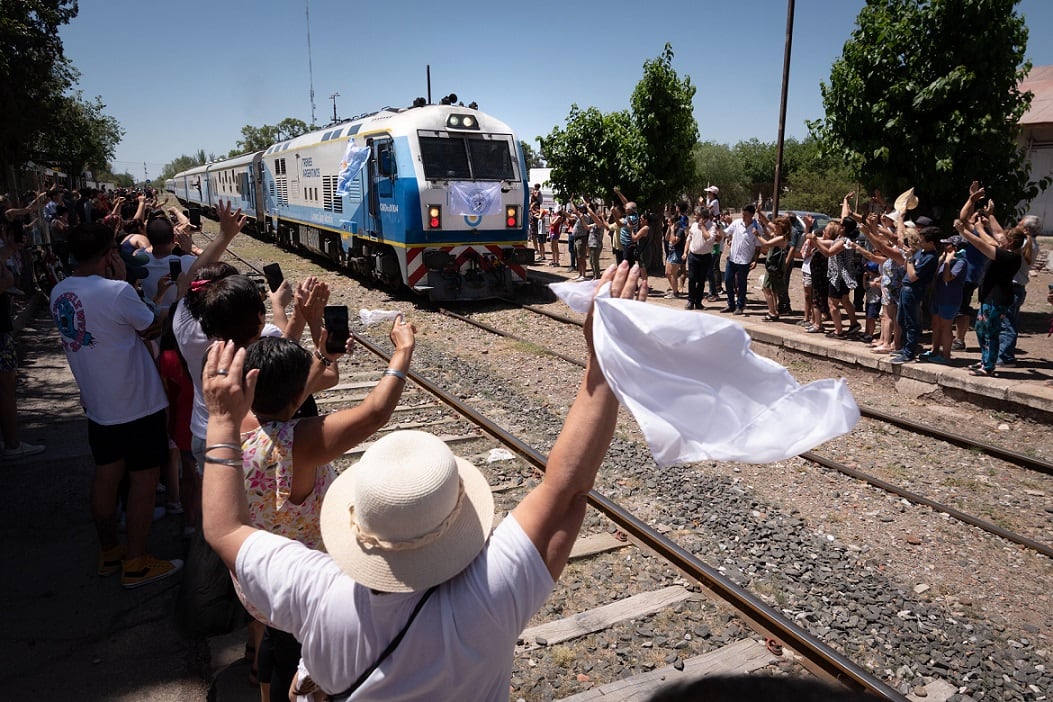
230, 118, 311, 156
157, 150, 208, 183
630, 44, 698, 206
810, 0, 1042, 221
520, 140, 544, 169
541, 45, 697, 212
36, 91, 124, 185
0, 0, 79, 189
540, 106, 638, 203
692, 141, 748, 211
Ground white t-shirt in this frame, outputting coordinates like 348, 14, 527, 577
172, 298, 281, 440
686, 221, 716, 255
236, 515, 554, 700
141, 253, 196, 311
50, 275, 168, 425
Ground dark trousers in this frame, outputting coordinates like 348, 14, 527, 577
777, 265, 793, 313
709, 250, 723, 295
724, 260, 750, 310
687, 252, 712, 306
260, 626, 301, 702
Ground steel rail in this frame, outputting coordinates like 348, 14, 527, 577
857, 407, 1053, 476
801, 451, 1053, 559
443, 308, 1053, 560
510, 300, 1053, 476
351, 330, 907, 700
436, 308, 584, 366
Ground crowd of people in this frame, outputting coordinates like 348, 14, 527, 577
530, 180, 1045, 380
0, 172, 1048, 700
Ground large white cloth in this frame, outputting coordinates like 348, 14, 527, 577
552, 280, 859, 465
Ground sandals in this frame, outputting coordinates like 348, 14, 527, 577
971, 367, 997, 377
805, 325, 824, 334
763, 313, 780, 322
826, 330, 847, 340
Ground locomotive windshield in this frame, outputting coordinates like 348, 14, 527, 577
419, 135, 515, 181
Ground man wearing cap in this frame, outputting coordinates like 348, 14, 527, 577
202, 262, 648, 701
49, 222, 182, 589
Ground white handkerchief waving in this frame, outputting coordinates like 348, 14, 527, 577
551, 281, 859, 466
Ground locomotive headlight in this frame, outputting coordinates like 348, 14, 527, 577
428, 205, 441, 229
505, 205, 519, 228
445, 114, 480, 130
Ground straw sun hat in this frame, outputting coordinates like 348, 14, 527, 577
320, 430, 495, 593
894, 187, 919, 213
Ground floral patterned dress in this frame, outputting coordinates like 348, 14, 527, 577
233, 419, 338, 623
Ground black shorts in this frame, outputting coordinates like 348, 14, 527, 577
828, 278, 854, 299
87, 409, 168, 471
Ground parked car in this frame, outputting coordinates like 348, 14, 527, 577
766, 210, 833, 236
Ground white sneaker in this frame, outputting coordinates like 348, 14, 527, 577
3, 442, 45, 459
572, 275, 586, 282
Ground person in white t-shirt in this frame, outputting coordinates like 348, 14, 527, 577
49, 222, 183, 589
201, 261, 649, 701
140, 217, 197, 314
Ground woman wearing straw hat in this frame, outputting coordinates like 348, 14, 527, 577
202, 261, 648, 701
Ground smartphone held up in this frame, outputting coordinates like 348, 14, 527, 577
323, 305, 350, 355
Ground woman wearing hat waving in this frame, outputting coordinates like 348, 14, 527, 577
202, 262, 647, 701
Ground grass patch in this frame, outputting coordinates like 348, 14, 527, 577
550, 645, 576, 668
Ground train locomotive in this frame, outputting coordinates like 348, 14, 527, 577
166, 101, 534, 301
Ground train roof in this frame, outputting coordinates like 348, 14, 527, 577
172, 103, 516, 179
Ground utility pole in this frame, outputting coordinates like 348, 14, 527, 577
330, 93, 340, 123
306, 0, 317, 125
772, 0, 795, 217
144, 162, 148, 184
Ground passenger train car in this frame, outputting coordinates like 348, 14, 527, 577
166, 102, 533, 301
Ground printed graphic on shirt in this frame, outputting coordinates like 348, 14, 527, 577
52, 292, 95, 351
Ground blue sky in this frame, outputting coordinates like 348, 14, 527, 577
59, 0, 1053, 182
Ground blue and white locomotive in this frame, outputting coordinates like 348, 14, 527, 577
166, 101, 533, 301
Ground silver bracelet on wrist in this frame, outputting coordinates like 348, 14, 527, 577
205, 443, 242, 452
314, 349, 333, 367
204, 454, 242, 467
383, 368, 406, 381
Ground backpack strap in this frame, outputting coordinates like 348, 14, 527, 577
327, 585, 439, 701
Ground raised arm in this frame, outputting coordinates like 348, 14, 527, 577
960, 180, 984, 221
183, 200, 246, 291
840, 191, 855, 220
202, 341, 261, 570
612, 185, 630, 209
512, 261, 647, 581
954, 218, 997, 260
291, 315, 415, 469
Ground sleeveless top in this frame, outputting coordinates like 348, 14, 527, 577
234, 419, 339, 624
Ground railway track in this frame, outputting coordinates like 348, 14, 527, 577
199, 229, 1053, 701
